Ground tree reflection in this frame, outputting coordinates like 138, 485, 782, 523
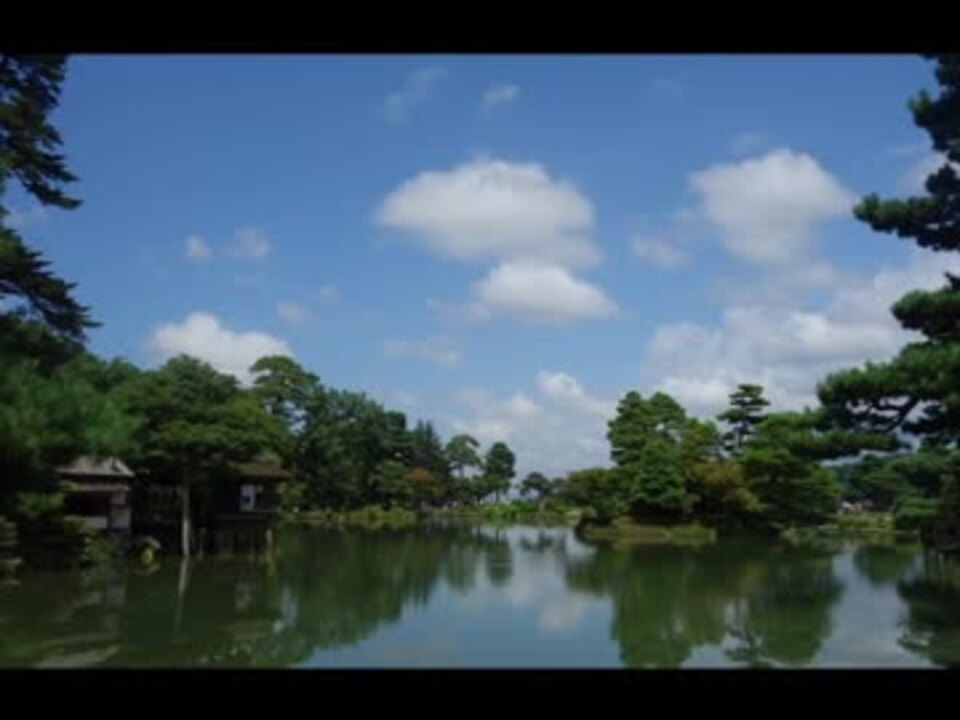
0, 524, 519, 667
897, 552, 960, 667
565, 541, 845, 668
852, 541, 919, 587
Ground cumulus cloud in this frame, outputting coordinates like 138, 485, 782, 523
378, 158, 615, 325
536, 371, 615, 418
384, 336, 463, 366
482, 83, 521, 110
901, 151, 954, 193
690, 148, 857, 265
228, 228, 272, 260
377, 158, 600, 269
451, 371, 616, 478
383, 67, 448, 124
148, 312, 292, 385
643, 249, 960, 417
631, 236, 689, 269
185, 235, 212, 262
471, 261, 617, 325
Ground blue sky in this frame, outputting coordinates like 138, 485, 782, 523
7, 54, 958, 476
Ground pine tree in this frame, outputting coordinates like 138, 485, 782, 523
1, 55, 94, 347
717, 384, 770, 453
818, 55, 960, 545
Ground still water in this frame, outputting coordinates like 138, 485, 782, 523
1, 524, 958, 668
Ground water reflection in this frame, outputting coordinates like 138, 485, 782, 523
897, 552, 960, 667
564, 540, 846, 667
853, 541, 919, 588
1, 525, 959, 667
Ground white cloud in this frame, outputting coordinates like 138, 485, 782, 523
471, 261, 617, 325
712, 259, 844, 308
657, 377, 733, 412
379, 157, 615, 326
643, 249, 960, 417
730, 132, 772, 156
377, 158, 600, 269
383, 67, 448, 124
631, 236, 689, 269
228, 228, 272, 260
451, 371, 616, 478
690, 148, 857, 265
537, 371, 614, 418
384, 336, 463, 366
276, 300, 309, 325
482, 84, 521, 110
901, 151, 953, 193
4, 204, 48, 230
148, 312, 292, 385
185, 235, 212, 262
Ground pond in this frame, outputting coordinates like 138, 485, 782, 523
1, 524, 958, 667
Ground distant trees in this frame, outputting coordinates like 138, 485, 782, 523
520, 472, 552, 503
483, 442, 516, 503
120, 356, 284, 556
560, 383, 891, 531
718, 384, 769, 454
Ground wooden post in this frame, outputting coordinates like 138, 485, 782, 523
174, 554, 190, 634
181, 478, 191, 558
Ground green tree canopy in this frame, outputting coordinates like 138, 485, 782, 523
483, 441, 516, 502
717, 384, 770, 453
1, 55, 93, 346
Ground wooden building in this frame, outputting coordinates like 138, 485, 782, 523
56, 456, 134, 534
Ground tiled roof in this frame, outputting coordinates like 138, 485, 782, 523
56, 456, 135, 478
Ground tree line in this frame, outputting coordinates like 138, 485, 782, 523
2, 54, 959, 554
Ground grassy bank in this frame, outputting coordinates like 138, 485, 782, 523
426, 501, 579, 526
781, 512, 919, 544
283, 505, 419, 530
577, 516, 717, 546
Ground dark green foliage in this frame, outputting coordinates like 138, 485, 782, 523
0, 55, 94, 345
124, 356, 281, 477
560, 467, 627, 523
483, 442, 515, 503
519, 472, 552, 501
0, 232, 95, 346
0, 355, 136, 503
445, 434, 481, 477
409, 420, 451, 503
893, 496, 941, 532
818, 55, 960, 547
845, 455, 916, 509
738, 412, 844, 528
607, 391, 687, 518
0, 56, 80, 208
250, 355, 320, 430
371, 460, 413, 508
718, 384, 770, 453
